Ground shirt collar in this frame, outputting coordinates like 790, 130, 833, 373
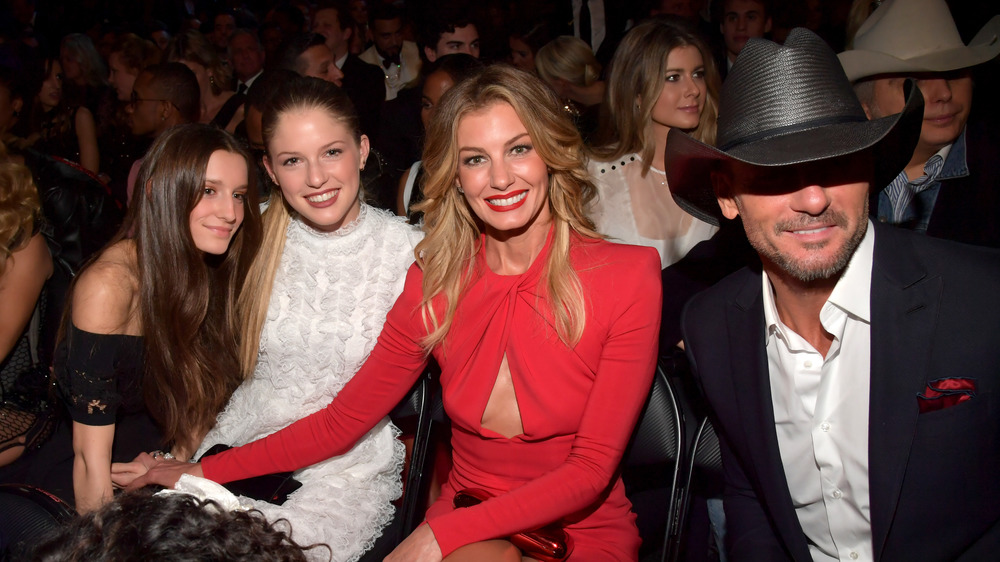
763, 220, 875, 341
336, 52, 348, 69
241, 69, 263, 89
938, 127, 968, 181
825, 220, 874, 323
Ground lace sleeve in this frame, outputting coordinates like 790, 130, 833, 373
53, 325, 144, 426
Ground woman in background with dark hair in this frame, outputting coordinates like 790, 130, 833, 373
166, 31, 244, 133
0, 124, 262, 513
59, 33, 112, 120
508, 21, 551, 74
22, 56, 101, 174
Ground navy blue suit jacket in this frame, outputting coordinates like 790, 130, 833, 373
682, 222, 1000, 561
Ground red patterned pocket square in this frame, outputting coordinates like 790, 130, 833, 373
916, 377, 977, 414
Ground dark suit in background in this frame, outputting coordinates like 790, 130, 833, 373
554, 0, 634, 69
342, 54, 387, 144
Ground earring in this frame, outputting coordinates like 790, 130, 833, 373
457, 186, 464, 194
209, 75, 216, 86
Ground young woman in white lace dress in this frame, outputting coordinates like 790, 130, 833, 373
193, 77, 422, 560
587, 18, 721, 268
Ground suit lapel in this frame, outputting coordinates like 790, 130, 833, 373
868, 225, 942, 560
729, 270, 813, 561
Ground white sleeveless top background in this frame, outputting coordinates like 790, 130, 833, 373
196, 204, 423, 561
587, 154, 718, 268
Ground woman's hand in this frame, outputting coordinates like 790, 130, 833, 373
110, 451, 157, 488
114, 457, 204, 491
385, 524, 443, 562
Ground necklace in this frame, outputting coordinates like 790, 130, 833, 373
648, 164, 668, 187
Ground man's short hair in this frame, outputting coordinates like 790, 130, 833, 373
367, 3, 402, 28
144, 62, 200, 123
229, 28, 264, 51
245, 68, 300, 113
271, 33, 327, 75
417, 1, 476, 53
713, 0, 773, 22
315, 0, 353, 31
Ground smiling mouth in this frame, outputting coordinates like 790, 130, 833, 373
205, 226, 233, 237
307, 190, 338, 203
791, 226, 829, 235
925, 113, 956, 123
485, 190, 528, 209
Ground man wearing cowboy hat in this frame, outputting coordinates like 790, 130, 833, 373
839, 0, 1000, 248
668, 27, 1000, 562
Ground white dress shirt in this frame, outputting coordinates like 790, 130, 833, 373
358, 41, 421, 101
762, 221, 875, 562
572, 0, 607, 53
237, 69, 263, 94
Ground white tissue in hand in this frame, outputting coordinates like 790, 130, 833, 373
154, 473, 244, 512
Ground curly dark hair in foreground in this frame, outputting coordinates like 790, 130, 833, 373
28, 488, 328, 561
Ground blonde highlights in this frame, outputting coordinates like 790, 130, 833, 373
535, 36, 603, 88
591, 17, 721, 173
237, 77, 362, 377
416, 64, 602, 349
0, 155, 42, 276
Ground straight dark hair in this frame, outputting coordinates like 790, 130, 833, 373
66, 123, 262, 455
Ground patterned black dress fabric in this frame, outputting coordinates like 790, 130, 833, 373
0, 325, 161, 507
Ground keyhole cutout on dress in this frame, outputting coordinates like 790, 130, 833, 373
480, 353, 524, 439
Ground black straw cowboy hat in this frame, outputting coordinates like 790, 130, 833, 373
665, 28, 924, 226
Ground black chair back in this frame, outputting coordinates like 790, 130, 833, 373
622, 361, 686, 562
0, 483, 74, 560
673, 414, 725, 561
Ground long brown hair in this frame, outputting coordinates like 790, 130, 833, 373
82, 124, 262, 454
416, 64, 601, 348
590, 17, 721, 173
237, 77, 362, 377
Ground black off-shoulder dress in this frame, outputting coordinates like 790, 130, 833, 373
0, 325, 162, 507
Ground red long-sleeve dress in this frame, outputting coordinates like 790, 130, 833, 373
202, 233, 662, 559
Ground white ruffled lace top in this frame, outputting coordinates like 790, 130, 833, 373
196, 204, 423, 561
588, 154, 718, 268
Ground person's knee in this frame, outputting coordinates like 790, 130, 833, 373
445, 539, 522, 561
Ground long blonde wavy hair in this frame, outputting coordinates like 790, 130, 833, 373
236, 77, 364, 377
590, 17, 721, 174
415, 64, 602, 349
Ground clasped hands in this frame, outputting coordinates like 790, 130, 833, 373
111, 451, 203, 490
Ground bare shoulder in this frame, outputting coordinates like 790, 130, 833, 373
72, 240, 141, 335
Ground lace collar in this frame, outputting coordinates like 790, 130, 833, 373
290, 202, 369, 239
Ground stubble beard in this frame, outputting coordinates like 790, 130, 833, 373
741, 199, 869, 284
